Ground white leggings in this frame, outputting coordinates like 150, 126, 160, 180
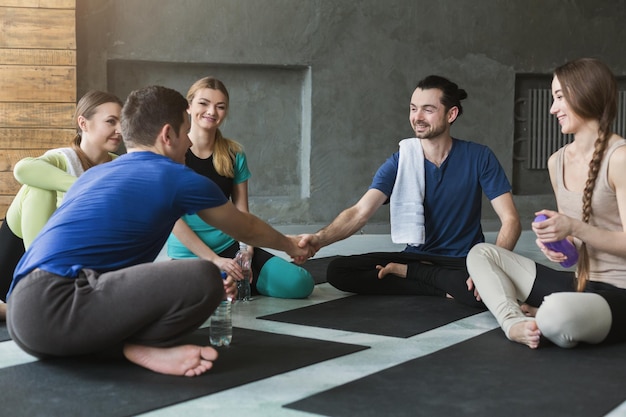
467, 243, 614, 348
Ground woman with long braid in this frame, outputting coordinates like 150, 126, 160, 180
466, 58, 626, 349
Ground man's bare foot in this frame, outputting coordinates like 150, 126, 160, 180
508, 320, 541, 349
375, 262, 408, 279
520, 303, 538, 317
123, 344, 219, 377
0, 302, 6, 321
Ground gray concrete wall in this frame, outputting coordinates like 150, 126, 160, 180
76, 0, 626, 232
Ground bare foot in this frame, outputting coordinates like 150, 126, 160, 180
508, 320, 541, 349
0, 302, 6, 321
375, 262, 408, 279
123, 344, 219, 377
520, 303, 538, 317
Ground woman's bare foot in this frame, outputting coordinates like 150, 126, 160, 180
0, 302, 6, 321
123, 344, 219, 377
508, 320, 541, 349
375, 262, 408, 279
520, 303, 538, 317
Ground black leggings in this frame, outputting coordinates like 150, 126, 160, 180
526, 263, 626, 344
327, 251, 484, 308
217, 241, 272, 294
0, 220, 25, 301
598, 288, 626, 344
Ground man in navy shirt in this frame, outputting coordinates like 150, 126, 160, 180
299, 75, 521, 307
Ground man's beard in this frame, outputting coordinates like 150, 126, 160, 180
413, 122, 446, 139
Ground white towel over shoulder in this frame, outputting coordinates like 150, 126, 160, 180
390, 138, 425, 245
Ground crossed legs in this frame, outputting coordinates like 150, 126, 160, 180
8, 259, 224, 376
467, 243, 619, 349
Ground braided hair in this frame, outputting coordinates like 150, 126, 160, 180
554, 58, 617, 291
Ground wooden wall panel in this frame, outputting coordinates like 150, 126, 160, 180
0, 1, 76, 219
0, 8, 75, 49
0, 149, 54, 170
0, 128, 74, 149
0, 65, 76, 102
0, 49, 75, 66
0, 149, 53, 194
0, 103, 75, 128
0, 173, 20, 195
0, 196, 14, 220
0, 0, 73, 8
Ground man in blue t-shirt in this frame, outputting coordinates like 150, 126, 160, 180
6, 85, 310, 378
299, 75, 521, 307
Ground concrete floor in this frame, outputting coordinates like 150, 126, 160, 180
3, 231, 625, 416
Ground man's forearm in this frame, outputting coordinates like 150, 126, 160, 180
494, 219, 522, 251
316, 207, 368, 248
244, 214, 293, 252
202, 207, 292, 254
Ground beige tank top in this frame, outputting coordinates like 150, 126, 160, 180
554, 139, 626, 287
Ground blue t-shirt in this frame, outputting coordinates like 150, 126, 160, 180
370, 138, 511, 257
9, 151, 228, 297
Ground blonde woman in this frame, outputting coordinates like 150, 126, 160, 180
167, 77, 314, 298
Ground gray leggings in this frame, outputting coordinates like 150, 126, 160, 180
7, 259, 223, 357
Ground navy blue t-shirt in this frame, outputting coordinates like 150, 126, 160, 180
9, 151, 228, 297
370, 138, 511, 257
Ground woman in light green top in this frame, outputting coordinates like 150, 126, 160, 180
0, 90, 123, 319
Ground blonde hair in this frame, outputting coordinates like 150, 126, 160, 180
186, 76, 243, 178
554, 58, 617, 291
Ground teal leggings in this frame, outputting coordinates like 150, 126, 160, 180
219, 242, 314, 299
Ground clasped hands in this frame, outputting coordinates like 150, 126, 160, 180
287, 233, 322, 264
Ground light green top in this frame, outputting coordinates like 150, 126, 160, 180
6, 148, 118, 247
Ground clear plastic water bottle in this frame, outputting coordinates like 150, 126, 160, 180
234, 242, 252, 301
209, 272, 232, 347
534, 214, 579, 268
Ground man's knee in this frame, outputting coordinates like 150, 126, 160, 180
179, 259, 224, 300
326, 257, 350, 289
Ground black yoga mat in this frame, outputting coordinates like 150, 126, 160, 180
259, 294, 484, 338
287, 329, 626, 417
298, 256, 338, 284
0, 327, 367, 417
0, 323, 9, 342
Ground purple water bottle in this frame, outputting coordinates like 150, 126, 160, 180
534, 214, 579, 268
